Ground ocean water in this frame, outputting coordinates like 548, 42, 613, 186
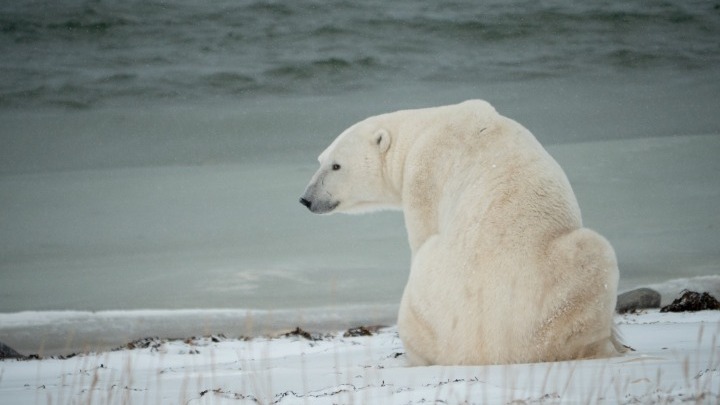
2, 0, 719, 111
1, 0, 720, 349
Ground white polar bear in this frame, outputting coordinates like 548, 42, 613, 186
300, 100, 622, 365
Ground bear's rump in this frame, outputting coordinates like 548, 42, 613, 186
402, 232, 554, 364
402, 222, 620, 363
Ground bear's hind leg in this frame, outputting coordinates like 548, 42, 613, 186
398, 294, 437, 366
540, 228, 621, 361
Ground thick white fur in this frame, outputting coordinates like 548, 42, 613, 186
301, 100, 621, 365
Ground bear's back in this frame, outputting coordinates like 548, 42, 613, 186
399, 100, 582, 254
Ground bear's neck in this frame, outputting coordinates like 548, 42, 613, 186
397, 132, 459, 253
384, 112, 466, 253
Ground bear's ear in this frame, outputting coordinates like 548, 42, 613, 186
374, 129, 391, 153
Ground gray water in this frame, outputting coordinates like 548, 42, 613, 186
1, 0, 719, 111
1, 0, 719, 325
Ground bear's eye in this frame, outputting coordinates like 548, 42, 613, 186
332, 163, 341, 171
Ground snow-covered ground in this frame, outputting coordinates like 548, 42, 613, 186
3, 276, 719, 359
1, 310, 718, 404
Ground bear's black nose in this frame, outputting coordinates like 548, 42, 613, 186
299, 197, 312, 209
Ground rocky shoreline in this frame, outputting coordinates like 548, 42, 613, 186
616, 287, 720, 313
3, 287, 719, 361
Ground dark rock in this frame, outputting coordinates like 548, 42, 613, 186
281, 327, 318, 341
660, 290, 720, 313
616, 288, 662, 313
117, 337, 165, 351
0, 341, 23, 359
343, 325, 383, 337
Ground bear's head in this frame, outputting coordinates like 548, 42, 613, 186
299, 119, 399, 214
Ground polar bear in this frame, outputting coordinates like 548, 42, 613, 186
299, 100, 622, 365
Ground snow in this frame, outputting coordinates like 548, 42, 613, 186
1, 310, 718, 404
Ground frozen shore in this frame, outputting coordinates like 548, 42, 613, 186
2, 134, 719, 315
1, 309, 719, 404
2, 276, 719, 359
